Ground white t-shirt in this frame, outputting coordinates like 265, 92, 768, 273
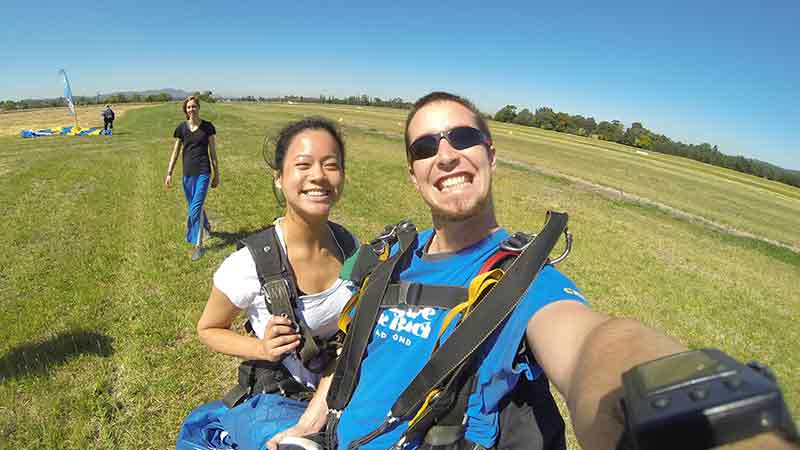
213, 222, 358, 388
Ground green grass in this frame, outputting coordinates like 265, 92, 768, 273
1, 102, 798, 450
489, 122, 800, 250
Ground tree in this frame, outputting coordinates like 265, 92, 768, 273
533, 107, 557, 130
622, 122, 647, 147
513, 108, 535, 126
596, 120, 624, 142
494, 105, 517, 123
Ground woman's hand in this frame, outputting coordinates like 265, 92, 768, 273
211, 172, 219, 188
260, 315, 302, 362
165, 174, 173, 188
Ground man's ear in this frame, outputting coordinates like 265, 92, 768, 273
274, 174, 282, 190
488, 145, 497, 172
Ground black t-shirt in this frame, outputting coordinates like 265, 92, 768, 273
173, 120, 216, 176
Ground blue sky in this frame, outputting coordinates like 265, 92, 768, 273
2, 1, 798, 170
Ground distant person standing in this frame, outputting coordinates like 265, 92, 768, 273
102, 105, 115, 132
165, 96, 220, 261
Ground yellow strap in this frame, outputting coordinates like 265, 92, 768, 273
379, 245, 390, 262
408, 388, 440, 428
407, 269, 506, 429
436, 269, 504, 341
338, 276, 369, 333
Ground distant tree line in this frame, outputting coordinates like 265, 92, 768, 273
0, 90, 214, 112
493, 105, 800, 188
235, 94, 412, 109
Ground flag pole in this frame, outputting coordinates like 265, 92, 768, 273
58, 69, 79, 129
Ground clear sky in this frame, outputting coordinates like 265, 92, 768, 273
2, 0, 798, 170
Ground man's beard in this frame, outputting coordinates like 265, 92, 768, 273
430, 192, 493, 225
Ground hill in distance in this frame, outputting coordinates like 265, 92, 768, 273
99, 88, 190, 100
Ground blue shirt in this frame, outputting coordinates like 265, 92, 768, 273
336, 228, 586, 450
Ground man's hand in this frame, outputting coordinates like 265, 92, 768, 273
260, 315, 302, 362
165, 174, 173, 188
266, 424, 316, 450
211, 173, 219, 188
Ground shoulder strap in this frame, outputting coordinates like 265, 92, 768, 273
345, 220, 412, 286
240, 226, 289, 288
239, 226, 324, 371
328, 221, 359, 260
327, 222, 419, 410
394, 212, 567, 419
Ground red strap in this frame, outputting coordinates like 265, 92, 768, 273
479, 249, 519, 274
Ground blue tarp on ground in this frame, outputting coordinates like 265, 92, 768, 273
20, 126, 112, 138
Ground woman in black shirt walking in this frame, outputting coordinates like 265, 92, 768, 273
165, 96, 220, 260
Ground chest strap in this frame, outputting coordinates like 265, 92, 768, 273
381, 282, 468, 309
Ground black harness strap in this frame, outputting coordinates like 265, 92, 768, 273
392, 212, 568, 420
242, 227, 324, 368
381, 283, 468, 309
240, 221, 358, 372
327, 224, 418, 410
415, 254, 524, 450
224, 221, 357, 407
342, 212, 569, 450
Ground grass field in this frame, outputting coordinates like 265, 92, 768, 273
1, 102, 798, 450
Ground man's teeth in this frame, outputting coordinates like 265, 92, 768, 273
304, 190, 328, 197
440, 176, 469, 189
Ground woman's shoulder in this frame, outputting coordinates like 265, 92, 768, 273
173, 121, 186, 136
201, 120, 216, 134
213, 247, 259, 288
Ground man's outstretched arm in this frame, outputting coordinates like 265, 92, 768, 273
527, 300, 797, 450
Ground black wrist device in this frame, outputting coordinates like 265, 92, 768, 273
620, 349, 798, 450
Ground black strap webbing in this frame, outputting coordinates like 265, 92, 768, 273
391, 211, 568, 419
329, 221, 359, 260
327, 226, 418, 410
241, 221, 358, 372
381, 282, 467, 309
349, 246, 382, 286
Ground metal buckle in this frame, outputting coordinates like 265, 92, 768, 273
549, 230, 572, 265
263, 278, 291, 305
370, 219, 415, 256
500, 231, 535, 252
500, 229, 573, 265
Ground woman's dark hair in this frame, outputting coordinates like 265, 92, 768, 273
263, 117, 346, 206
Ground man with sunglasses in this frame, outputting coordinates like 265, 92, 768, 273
268, 92, 796, 450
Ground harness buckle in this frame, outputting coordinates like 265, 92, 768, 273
548, 230, 573, 265
499, 229, 573, 266
500, 232, 535, 252
370, 219, 415, 255
262, 278, 291, 306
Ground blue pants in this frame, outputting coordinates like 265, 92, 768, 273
182, 174, 211, 245
176, 394, 309, 450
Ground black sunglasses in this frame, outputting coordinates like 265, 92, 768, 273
408, 126, 491, 161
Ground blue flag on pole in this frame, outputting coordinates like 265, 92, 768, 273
58, 69, 76, 116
